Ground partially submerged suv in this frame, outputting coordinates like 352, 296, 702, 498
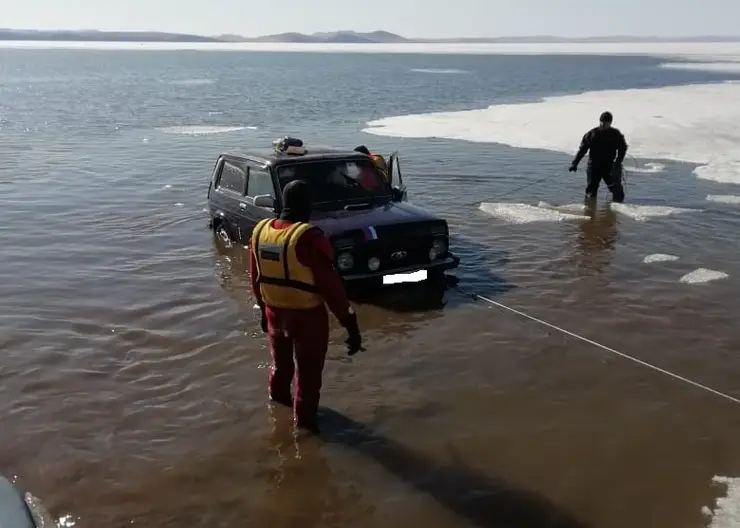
206, 140, 459, 284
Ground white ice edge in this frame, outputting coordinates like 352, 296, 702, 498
5, 40, 740, 59
704, 476, 740, 528
364, 81, 740, 186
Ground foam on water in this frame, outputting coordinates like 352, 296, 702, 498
706, 194, 740, 205
158, 125, 255, 135
610, 203, 700, 221
625, 162, 665, 173
679, 268, 729, 284
410, 68, 470, 74
643, 253, 679, 263
479, 202, 589, 224
704, 476, 740, 527
364, 82, 740, 185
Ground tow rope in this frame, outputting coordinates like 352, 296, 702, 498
455, 286, 740, 406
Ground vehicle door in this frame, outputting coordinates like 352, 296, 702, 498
211, 157, 248, 240
387, 152, 408, 201
239, 161, 279, 243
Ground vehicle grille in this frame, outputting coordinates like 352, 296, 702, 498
334, 221, 448, 273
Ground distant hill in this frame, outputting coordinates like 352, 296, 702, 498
2, 28, 740, 44
245, 30, 410, 43
0, 28, 220, 42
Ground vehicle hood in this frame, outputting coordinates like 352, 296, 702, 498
310, 201, 443, 236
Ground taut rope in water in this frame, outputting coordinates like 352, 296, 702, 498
456, 287, 740, 406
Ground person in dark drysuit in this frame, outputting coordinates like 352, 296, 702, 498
249, 180, 363, 433
569, 111, 628, 203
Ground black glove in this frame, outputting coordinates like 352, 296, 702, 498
258, 302, 267, 333
568, 164, 578, 172
342, 311, 363, 356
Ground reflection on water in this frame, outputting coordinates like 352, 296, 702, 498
250, 405, 368, 527
572, 201, 620, 277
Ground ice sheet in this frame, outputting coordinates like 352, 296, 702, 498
364, 82, 740, 185
4, 40, 740, 59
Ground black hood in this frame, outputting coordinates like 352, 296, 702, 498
279, 179, 313, 223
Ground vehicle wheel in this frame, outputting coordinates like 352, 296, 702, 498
214, 220, 233, 246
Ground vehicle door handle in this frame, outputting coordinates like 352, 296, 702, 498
239, 203, 247, 210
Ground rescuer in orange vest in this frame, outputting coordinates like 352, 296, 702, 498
249, 179, 363, 433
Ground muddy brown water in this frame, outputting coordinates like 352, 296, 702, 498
2, 48, 740, 527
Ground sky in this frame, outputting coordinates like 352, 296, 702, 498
1, 0, 739, 38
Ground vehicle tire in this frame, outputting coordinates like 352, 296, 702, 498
213, 219, 233, 246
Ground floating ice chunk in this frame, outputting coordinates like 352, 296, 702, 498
643, 254, 680, 264
625, 162, 665, 173
661, 61, 740, 73
169, 79, 215, 86
479, 202, 589, 224
679, 268, 729, 284
410, 68, 469, 74
158, 125, 250, 135
707, 195, 740, 204
610, 203, 700, 221
703, 476, 740, 528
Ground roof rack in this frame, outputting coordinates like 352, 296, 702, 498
273, 136, 307, 156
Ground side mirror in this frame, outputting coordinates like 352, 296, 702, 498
391, 187, 403, 202
254, 194, 275, 209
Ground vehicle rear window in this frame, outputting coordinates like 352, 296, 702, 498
217, 160, 246, 194
276, 159, 390, 205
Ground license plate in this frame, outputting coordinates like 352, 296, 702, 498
382, 269, 428, 285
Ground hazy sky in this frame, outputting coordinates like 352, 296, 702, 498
2, 0, 738, 38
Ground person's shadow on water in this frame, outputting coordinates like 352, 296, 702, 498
313, 407, 590, 528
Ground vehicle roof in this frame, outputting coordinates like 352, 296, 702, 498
222, 146, 371, 167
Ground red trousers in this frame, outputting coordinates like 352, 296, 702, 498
265, 304, 329, 426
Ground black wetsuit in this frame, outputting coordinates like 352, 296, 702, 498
571, 126, 628, 202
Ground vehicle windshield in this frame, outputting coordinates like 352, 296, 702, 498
276, 158, 391, 208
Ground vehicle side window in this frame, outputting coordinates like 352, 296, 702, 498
247, 167, 275, 198
216, 160, 246, 194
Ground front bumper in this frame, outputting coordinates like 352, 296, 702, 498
340, 254, 460, 281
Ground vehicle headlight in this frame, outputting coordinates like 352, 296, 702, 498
429, 238, 447, 260
337, 252, 354, 271
367, 257, 380, 271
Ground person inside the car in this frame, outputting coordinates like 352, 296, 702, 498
354, 145, 390, 185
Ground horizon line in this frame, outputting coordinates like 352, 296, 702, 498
3, 27, 740, 41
